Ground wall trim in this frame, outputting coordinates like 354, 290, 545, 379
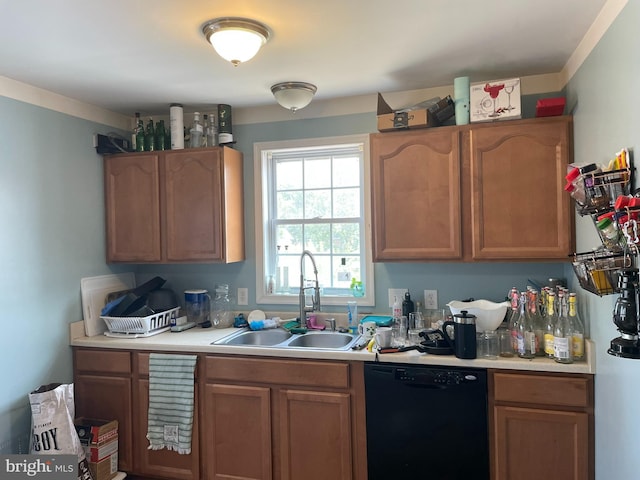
0, 75, 131, 130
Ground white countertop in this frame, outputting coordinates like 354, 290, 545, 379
69, 321, 595, 374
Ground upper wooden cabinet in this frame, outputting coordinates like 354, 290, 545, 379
371, 116, 574, 262
371, 127, 462, 260
104, 147, 245, 263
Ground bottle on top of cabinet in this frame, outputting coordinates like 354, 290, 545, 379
134, 112, 145, 152
144, 117, 155, 151
189, 112, 204, 148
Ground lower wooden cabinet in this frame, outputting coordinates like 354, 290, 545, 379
73, 349, 134, 473
489, 370, 594, 480
73, 348, 593, 480
203, 355, 367, 480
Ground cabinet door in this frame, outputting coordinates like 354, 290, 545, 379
104, 153, 162, 262
469, 118, 574, 259
74, 375, 133, 473
163, 149, 223, 261
134, 379, 200, 480
278, 389, 352, 480
493, 405, 589, 480
371, 128, 462, 260
203, 383, 272, 480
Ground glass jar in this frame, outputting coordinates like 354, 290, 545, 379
211, 284, 233, 328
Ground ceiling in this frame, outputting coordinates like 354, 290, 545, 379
0, 0, 609, 117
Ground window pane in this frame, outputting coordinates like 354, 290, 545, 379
333, 188, 360, 218
332, 223, 361, 254
312, 255, 332, 288
304, 223, 331, 253
305, 189, 331, 219
334, 256, 362, 287
276, 159, 302, 190
333, 156, 360, 188
304, 158, 331, 189
276, 225, 301, 251
277, 191, 302, 219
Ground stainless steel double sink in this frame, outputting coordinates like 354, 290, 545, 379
212, 328, 361, 351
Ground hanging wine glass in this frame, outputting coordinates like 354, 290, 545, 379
484, 83, 505, 118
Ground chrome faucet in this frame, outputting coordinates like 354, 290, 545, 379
299, 250, 321, 328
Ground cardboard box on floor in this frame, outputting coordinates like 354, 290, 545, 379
376, 93, 454, 132
74, 418, 119, 480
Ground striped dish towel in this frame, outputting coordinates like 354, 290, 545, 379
147, 353, 197, 454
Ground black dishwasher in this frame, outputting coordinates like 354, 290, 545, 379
364, 362, 489, 480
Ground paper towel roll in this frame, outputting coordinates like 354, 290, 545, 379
454, 76, 470, 125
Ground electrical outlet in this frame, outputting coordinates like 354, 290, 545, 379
424, 289, 438, 310
237, 287, 249, 306
388, 288, 408, 308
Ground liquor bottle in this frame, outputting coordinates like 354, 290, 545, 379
544, 291, 557, 358
202, 114, 209, 147
516, 291, 536, 359
569, 292, 585, 360
189, 112, 203, 148
527, 289, 545, 356
553, 291, 574, 364
144, 117, 155, 151
155, 119, 166, 151
134, 112, 145, 152
206, 112, 218, 147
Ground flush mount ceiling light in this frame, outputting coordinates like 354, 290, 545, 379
271, 82, 318, 112
202, 17, 270, 66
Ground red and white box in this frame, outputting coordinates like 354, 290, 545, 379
470, 78, 521, 122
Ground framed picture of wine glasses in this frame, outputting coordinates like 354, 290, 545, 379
470, 77, 521, 123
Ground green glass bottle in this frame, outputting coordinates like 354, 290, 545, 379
155, 120, 166, 151
135, 112, 145, 152
144, 118, 155, 151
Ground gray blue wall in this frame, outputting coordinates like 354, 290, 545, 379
565, 1, 639, 478
0, 4, 635, 477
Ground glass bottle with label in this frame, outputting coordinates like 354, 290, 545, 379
189, 112, 203, 148
516, 291, 536, 359
553, 291, 574, 364
544, 291, 557, 358
527, 289, 545, 356
568, 292, 585, 360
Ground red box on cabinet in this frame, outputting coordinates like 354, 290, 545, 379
536, 97, 566, 117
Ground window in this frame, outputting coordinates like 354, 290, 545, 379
254, 134, 374, 307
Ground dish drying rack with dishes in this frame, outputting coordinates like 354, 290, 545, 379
567, 148, 639, 296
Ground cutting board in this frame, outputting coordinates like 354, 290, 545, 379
81, 273, 135, 336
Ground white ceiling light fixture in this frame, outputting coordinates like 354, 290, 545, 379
271, 82, 318, 113
202, 17, 270, 66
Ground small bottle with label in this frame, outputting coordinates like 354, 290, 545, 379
553, 291, 573, 364
568, 292, 585, 361
189, 112, 203, 148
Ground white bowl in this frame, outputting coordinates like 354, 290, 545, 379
446, 300, 509, 332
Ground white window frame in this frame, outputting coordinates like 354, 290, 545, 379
254, 134, 375, 307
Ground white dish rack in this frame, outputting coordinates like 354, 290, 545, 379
102, 307, 179, 338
